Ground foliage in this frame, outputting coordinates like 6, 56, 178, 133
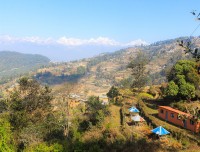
127, 51, 149, 89
0, 100, 7, 113
165, 81, 179, 97
170, 100, 186, 112
148, 86, 157, 97
5, 77, 63, 150
117, 76, 133, 88
165, 60, 199, 100
179, 82, 195, 99
76, 66, 86, 75
0, 116, 15, 152
24, 142, 63, 152
107, 86, 119, 99
186, 107, 200, 122
86, 96, 110, 126
178, 40, 200, 61
9, 77, 53, 129
137, 93, 154, 100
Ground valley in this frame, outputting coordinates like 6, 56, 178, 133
33, 37, 195, 99
1, 37, 200, 152
1, 1, 200, 151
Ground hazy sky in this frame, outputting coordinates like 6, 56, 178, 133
0, 0, 200, 61
0, 0, 200, 43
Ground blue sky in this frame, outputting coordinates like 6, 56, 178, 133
0, 0, 200, 42
0, 0, 200, 61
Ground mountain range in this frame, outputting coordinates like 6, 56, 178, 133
0, 36, 148, 61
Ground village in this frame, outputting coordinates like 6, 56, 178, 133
57, 84, 200, 150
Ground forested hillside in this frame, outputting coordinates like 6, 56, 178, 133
34, 37, 198, 97
0, 51, 50, 84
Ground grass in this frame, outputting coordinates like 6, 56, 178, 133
137, 92, 154, 100
104, 105, 121, 129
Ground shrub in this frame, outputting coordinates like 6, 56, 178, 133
24, 142, 63, 152
137, 93, 154, 100
0, 117, 15, 152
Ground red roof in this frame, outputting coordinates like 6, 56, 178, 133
159, 106, 190, 116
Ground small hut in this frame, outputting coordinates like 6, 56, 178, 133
131, 115, 145, 126
129, 107, 139, 116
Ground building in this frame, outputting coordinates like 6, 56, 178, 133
158, 106, 200, 133
99, 95, 109, 105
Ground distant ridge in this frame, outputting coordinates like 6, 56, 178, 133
0, 51, 50, 83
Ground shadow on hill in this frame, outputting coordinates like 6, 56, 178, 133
143, 98, 172, 107
34, 71, 84, 85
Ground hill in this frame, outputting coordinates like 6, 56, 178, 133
0, 51, 50, 84
33, 37, 200, 99
1, 37, 200, 151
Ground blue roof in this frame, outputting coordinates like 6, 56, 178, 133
129, 107, 139, 113
151, 126, 170, 136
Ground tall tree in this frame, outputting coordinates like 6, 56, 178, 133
127, 51, 149, 89
56, 83, 75, 138
86, 96, 109, 126
7, 77, 60, 149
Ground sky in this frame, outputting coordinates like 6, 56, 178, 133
0, 0, 200, 61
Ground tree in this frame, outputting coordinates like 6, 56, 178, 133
107, 86, 119, 99
165, 81, 179, 97
86, 96, 109, 126
6, 77, 60, 149
165, 60, 199, 100
177, 11, 200, 61
56, 83, 76, 138
178, 40, 200, 61
76, 66, 86, 75
179, 82, 195, 100
127, 51, 149, 89
9, 77, 53, 130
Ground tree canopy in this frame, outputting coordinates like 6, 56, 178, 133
127, 51, 149, 89
165, 60, 200, 100
107, 86, 119, 99
3, 77, 63, 150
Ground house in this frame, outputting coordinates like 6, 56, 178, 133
99, 95, 109, 105
158, 106, 200, 133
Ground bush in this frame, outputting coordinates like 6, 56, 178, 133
24, 142, 63, 152
170, 101, 186, 112
137, 93, 154, 100
0, 116, 15, 152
